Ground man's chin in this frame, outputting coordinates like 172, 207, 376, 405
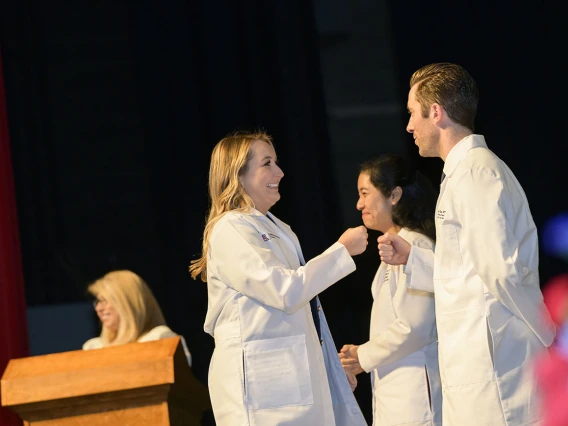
418, 148, 434, 158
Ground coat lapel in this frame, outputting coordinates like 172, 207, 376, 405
266, 211, 306, 266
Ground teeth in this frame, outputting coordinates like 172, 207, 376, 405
267, 184, 278, 188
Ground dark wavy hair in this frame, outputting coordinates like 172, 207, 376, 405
360, 154, 437, 242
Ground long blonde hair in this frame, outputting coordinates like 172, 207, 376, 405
189, 130, 273, 282
88, 270, 167, 346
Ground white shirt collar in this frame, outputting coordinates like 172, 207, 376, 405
443, 134, 487, 178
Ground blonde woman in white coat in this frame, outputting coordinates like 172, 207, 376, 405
190, 131, 369, 426
339, 154, 442, 425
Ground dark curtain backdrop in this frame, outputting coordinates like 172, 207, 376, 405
2, 1, 565, 424
0, 1, 345, 422
0, 48, 29, 426
385, 0, 567, 286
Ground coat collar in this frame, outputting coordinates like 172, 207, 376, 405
397, 227, 411, 241
443, 134, 487, 179
245, 208, 307, 266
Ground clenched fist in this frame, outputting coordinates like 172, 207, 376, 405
378, 232, 411, 265
338, 226, 368, 256
339, 344, 364, 375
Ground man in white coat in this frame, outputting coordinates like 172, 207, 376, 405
190, 131, 369, 426
378, 63, 556, 425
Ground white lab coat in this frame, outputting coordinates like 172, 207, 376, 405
204, 209, 368, 426
405, 135, 556, 425
357, 228, 441, 426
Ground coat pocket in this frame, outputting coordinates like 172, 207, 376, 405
437, 309, 494, 387
243, 334, 313, 410
375, 351, 433, 424
434, 224, 464, 280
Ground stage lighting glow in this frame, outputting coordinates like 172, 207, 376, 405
542, 212, 568, 260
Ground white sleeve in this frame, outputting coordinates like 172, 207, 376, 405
403, 245, 435, 293
209, 216, 356, 314
82, 337, 103, 350
358, 250, 437, 371
454, 166, 555, 345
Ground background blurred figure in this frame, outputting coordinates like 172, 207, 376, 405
534, 273, 568, 426
339, 154, 441, 425
190, 131, 368, 426
83, 270, 192, 366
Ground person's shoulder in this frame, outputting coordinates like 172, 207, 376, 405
463, 144, 506, 175
401, 228, 435, 250
82, 337, 103, 350
212, 209, 265, 237
214, 210, 252, 229
210, 211, 242, 240
452, 148, 505, 190
138, 325, 178, 342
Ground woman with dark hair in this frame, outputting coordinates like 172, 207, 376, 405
339, 154, 442, 426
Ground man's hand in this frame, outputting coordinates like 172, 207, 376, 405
378, 232, 411, 265
338, 344, 364, 375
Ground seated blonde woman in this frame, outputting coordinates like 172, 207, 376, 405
83, 270, 192, 366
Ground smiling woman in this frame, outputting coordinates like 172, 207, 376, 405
189, 130, 369, 426
239, 139, 284, 215
339, 154, 441, 426
82, 270, 192, 366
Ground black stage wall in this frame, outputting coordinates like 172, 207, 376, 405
1, 1, 565, 424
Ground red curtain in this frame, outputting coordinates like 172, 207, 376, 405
0, 47, 29, 426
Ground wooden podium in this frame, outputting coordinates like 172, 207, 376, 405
0, 337, 211, 425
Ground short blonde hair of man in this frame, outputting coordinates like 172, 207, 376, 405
88, 270, 167, 346
409, 62, 478, 131
189, 130, 274, 282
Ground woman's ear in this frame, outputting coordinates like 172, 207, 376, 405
391, 186, 402, 205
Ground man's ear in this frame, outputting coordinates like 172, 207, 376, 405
431, 103, 445, 124
391, 186, 402, 205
